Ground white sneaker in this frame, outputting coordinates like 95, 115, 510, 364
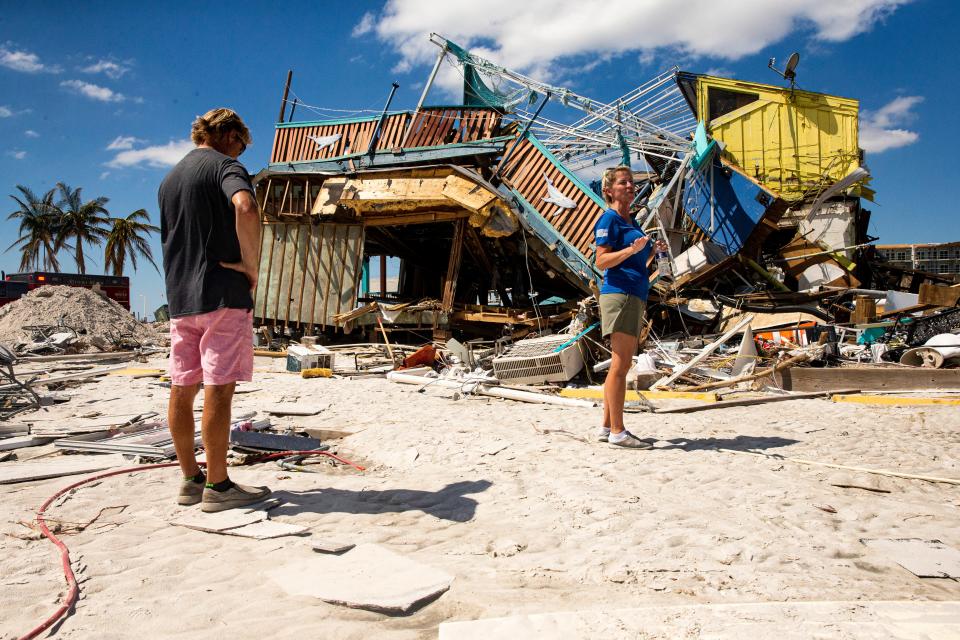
596, 427, 611, 442
608, 430, 653, 449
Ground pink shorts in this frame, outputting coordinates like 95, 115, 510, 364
169, 308, 253, 386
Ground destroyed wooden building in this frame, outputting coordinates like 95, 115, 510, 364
249, 34, 918, 347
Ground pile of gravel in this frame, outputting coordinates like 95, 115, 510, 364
0, 285, 165, 351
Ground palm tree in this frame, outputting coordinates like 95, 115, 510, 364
7, 185, 62, 272
53, 183, 110, 274
104, 209, 160, 276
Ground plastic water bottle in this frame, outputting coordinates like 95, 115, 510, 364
655, 239, 672, 279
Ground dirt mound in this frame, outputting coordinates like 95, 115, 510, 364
0, 285, 165, 351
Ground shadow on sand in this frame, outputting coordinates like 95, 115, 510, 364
269, 479, 493, 523
660, 434, 799, 452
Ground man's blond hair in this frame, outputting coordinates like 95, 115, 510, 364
190, 108, 252, 147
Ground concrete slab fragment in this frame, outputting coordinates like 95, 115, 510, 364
438, 600, 960, 639
862, 538, 960, 578
170, 510, 267, 533
268, 543, 453, 614
311, 539, 356, 554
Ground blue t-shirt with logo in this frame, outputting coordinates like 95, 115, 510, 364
594, 208, 651, 299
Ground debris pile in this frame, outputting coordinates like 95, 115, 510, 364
0, 285, 165, 353
249, 33, 959, 398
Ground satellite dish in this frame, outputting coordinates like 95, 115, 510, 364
768, 52, 800, 90
784, 52, 800, 80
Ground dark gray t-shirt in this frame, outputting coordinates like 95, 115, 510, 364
158, 147, 255, 318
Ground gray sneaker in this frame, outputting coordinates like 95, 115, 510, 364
201, 482, 272, 513
596, 427, 611, 442
177, 478, 205, 506
608, 430, 653, 449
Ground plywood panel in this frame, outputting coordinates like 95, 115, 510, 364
255, 222, 364, 329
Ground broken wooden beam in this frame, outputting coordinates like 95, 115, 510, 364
677, 351, 811, 392
778, 366, 960, 392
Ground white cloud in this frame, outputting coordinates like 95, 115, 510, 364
0, 106, 11, 117
361, 0, 911, 91
60, 79, 128, 103
106, 135, 143, 150
106, 139, 194, 169
81, 59, 131, 79
100, 171, 111, 180
860, 95, 922, 153
0, 43, 60, 73
352, 12, 376, 37
704, 67, 733, 78
24, 129, 39, 138
6, 150, 27, 160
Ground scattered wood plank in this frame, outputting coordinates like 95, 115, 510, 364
0, 455, 126, 485
778, 367, 960, 392
651, 314, 754, 389
0, 435, 55, 451
558, 388, 718, 403
0, 365, 129, 392
676, 351, 810, 392
655, 389, 860, 414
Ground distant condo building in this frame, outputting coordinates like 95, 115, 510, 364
875, 241, 960, 275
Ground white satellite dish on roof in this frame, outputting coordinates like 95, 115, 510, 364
768, 52, 800, 90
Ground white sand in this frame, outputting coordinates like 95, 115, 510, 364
1, 354, 959, 639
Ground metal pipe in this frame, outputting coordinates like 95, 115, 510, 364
366, 81, 400, 156
277, 70, 292, 123
400, 43, 447, 148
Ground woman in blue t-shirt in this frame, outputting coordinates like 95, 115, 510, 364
593, 165, 667, 449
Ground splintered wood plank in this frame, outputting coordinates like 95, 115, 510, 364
307, 223, 325, 329
442, 219, 466, 312
270, 128, 282, 163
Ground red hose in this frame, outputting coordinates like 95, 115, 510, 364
19, 450, 361, 639
19, 462, 179, 640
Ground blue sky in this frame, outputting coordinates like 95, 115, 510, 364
1, 0, 953, 317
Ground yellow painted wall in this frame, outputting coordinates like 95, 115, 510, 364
696, 75, 861, 202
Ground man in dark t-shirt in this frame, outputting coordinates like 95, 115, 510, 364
158, 107, 269, 512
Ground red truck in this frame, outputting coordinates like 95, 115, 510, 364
2, 272, 131, 310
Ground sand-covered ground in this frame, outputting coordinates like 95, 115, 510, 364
2, 354, 959, 639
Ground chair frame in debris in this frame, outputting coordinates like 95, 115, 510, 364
0, 344, 41, 420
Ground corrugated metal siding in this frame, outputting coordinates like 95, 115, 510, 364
254, 222, 364, 329
271, 108, 502, 164
696, 76, 860, 202
500, 137, 606, 261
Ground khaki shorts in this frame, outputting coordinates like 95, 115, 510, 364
600, 293, 647, 338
